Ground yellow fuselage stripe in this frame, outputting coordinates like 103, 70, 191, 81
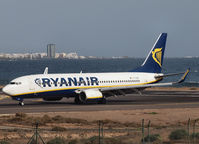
12, 79, 159, 97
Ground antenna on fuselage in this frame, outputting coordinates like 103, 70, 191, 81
80, 70, 82, 74
43, 67, 48, 74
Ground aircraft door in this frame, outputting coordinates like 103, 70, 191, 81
29, 77, 37, 91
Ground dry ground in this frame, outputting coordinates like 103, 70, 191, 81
0, 87, 199, 143
1, 107, 199, 143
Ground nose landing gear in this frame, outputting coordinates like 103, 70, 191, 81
12, 97, 24, 106
19, 101, 24, 106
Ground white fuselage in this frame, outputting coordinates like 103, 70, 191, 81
2, 72, 161, 97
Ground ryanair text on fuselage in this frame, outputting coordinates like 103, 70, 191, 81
35, 77, 99, 87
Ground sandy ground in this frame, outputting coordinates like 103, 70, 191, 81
25, 107, 199, 127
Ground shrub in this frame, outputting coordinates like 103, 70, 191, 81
86, 136, 98, 144
52, 115, 66, 123
103, 137, 122, 144
93, 119, 122, 127
68, 139, 78, 144
52, 115, 88, 124
51, 126, 66, 131
191, 132, 199, 139
30, 115, 52, 125
189, 87, 197, 90
15, 112, 27, 118
169, 129, 188, 140
47, 137, 67, 144
85, 136, 122, 144
143, 134, 161, 142
0, 140, 10, 144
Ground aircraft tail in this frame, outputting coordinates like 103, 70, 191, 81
132, 33, 167, 73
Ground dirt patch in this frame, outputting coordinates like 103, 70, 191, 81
1, 108, 198, 127
18, 108, 199, 127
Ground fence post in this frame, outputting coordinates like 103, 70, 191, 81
101, 121, 104, 144
147, 120, 151, 144
142, 119, 145, 144
27, 123, 46, 144
193, 120, 197, 144
36, 123, 38, 144
99, 121, 101, 144
187, 118, 190, 144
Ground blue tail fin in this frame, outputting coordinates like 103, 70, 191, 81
132, 33, 167, 73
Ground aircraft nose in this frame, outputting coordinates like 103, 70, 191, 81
2, 86, 11, 96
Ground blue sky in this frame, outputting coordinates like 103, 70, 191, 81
0, 0, 198, 57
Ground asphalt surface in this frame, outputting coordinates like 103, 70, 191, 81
0, 90, 199, 114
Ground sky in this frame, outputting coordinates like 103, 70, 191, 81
0, 0, 198, 57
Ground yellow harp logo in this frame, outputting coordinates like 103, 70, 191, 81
152, 48, 162, 67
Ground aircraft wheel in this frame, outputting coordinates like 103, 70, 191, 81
74, 96, 82, 104
19, 101, 24, 106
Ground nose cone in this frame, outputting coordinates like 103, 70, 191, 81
2, 85, 12, 96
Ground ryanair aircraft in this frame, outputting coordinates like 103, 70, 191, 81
2, 33, 189, 106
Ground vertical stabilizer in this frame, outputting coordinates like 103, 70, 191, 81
132, 33, 167, 73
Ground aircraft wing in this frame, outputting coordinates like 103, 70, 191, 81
100, 68, 190, 96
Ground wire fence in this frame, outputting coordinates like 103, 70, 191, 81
1, 118, 199, 144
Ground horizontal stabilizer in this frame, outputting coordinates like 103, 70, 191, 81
155, 70, 189, 79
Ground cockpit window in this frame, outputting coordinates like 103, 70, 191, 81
10, 82, 16, 84
10, 82, 22, 85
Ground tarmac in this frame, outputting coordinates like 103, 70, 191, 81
0, 90, 199, 114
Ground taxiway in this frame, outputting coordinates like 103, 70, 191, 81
0, 90, 199, 114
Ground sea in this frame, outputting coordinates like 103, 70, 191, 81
0, 58, 198, 87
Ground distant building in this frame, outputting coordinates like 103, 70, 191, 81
47, 44, 56, 58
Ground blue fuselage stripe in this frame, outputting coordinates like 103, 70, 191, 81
12, 89, 76, 99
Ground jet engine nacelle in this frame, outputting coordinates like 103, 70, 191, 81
76, 89, 103, 103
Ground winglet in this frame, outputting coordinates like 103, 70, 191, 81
177, 68, 190, 83
43, 67, 48, 74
